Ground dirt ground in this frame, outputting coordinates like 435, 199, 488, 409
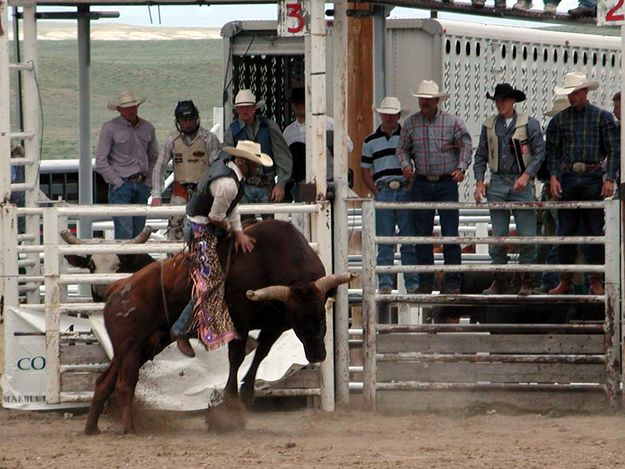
2, 403, 625, 469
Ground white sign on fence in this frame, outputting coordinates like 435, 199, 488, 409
597, 0, 625, 26
278, 0, 307, 37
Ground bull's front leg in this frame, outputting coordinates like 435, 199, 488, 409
240, 329, 282, 408
224, 332, 248, 401
115, 346, 143, 434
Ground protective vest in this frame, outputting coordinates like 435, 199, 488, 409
484, 113, 532, 173
171, 131, 209, 184
186, 154, 245, 219
230, 117, 275, 186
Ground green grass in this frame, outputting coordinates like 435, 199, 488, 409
11, 39, 223, 160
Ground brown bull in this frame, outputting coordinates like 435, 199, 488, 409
85, 219, 353, 434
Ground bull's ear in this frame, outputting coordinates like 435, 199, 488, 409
64, 255, 90, 269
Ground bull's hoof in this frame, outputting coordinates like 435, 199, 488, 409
84, 425, 100, 436
122, 425, 137, 435
240, 386, 255, 409
206, 399, 246, 433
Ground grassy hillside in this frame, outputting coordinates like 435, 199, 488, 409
11, 39, 223, 159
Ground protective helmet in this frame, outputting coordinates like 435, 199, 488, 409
174, 100, 200, 134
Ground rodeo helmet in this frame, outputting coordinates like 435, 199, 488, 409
174, 100, 200, 134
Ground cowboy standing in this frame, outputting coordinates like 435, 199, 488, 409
474, 83, 545, 295
396, 80, 473, 295
96, 90, 159, 239
547, 72, 620, 295
361, 96, 419, 294
223, 89, 292, 215
150, 100, 221, 240
170, 140, 273, 357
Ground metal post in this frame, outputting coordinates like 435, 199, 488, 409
43, 207, 62, 404
605, 199, 621, 406
314, 202, 335, 411
77, 6, 92, 240
361, 199, 377, 410
332, 0, 350, 406
0, 1, 11, 203
12, 7, 24, 134
306, 0, 327, 197
620, 24, 625, 405
21, 4, 41, 304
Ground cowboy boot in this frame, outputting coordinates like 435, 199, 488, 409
588, 273, 605, 296
171, 331, 195, 358
548, 273, 574, 295
517, 273, 533, 296
483, 278, 505, 295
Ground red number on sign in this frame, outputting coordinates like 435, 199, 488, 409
287, 3, 305, 33
607, 0, 625, 21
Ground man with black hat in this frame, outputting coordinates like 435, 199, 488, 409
151, 100, 221, 240
474, 83, 545, 295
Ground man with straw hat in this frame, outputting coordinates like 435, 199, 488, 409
474, 83, 545, 296
224, 89, 292, 217
96, 90, 159, 239
546, 72, 619, 296
170, 140, 273, 357
396, 80, 473, 295
361, 96, 419, 295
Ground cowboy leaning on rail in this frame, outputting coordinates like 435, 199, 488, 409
170, 141, 273, 357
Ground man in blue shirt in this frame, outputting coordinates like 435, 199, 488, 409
361, 97, 418, 294
547, 72, 619, 296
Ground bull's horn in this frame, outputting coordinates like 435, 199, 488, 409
59, 230, 83, 245
246, 286, 291, 303
123, 226, 155, 244
314, 272, 357, 295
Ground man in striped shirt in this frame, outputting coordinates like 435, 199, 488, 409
547, 72, 620, 296
396, 80, 473, 294
361, 97, 419, 294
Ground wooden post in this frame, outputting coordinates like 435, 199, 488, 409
347, 2, 374, 197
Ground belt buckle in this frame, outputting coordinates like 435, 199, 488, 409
572, 162, 586, 173
388, 180, 401, 190
426, 175, 440, 182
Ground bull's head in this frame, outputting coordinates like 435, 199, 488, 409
61, 227, 156, 301
246, 272, 355, 363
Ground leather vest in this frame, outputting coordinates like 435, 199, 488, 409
230, 117, 275, 186
171, 131, 209, 184
484, 112, 532, 173
186, 155, 245, 219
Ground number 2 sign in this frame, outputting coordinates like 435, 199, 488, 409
598, 0, 625, 26
278, 0, 307, 37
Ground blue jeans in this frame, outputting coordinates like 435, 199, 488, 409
242, 184, 273, 220
172, 220, 197, 337
411, 179, 461, 288
557, 171, 604, 266
486, 174, 537, 265
108, 180, 151, 239
375, 186, 419, 291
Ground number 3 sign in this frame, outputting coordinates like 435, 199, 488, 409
278, 0, 307, 37
598, 0, 625, 25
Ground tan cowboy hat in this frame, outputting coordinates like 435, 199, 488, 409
545, 95, 570, 117
107, 90, 146, 111
223, 140, 273, 167
410, 80, 449, 101
554, 72, 599, 95
375, 96, 402, 115
234, 89, 266, 109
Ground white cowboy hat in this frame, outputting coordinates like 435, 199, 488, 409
375, 96, 402, 115
223, 140, 273, 167
554, 72, 600, 95
107, 90, 146, 111
234, 89, 266, 109
410, 80, 449, 101
545, 95, 570, 117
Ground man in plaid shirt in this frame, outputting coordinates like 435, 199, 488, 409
546, 72, 620, 296
396, 80, 473, 294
